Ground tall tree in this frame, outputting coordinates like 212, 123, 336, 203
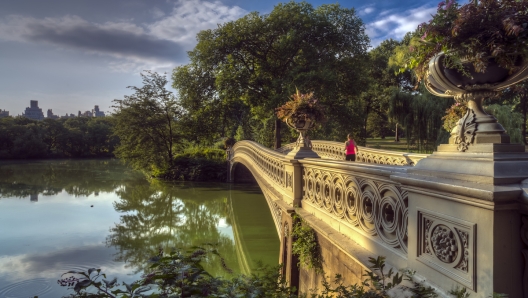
173, 1, 370, 148
389, 85, 452, 153
500, 81, 528, 145
360, 38, 416, 142
113, 71, 181, 175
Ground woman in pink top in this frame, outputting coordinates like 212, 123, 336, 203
345, 133, 359, 161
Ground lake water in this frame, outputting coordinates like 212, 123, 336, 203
0, 159, 279, 297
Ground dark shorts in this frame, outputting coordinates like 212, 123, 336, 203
346, 154, 356, 161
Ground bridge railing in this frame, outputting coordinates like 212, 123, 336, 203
231, 141, 289, 189
298, 158, 409, 264
277, 140, 428, 166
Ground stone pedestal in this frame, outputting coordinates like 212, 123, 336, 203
392, 142, 528, 297
285, 147, 320, 160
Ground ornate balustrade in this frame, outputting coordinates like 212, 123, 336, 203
277, 140, 428, 166
299, 159, 409, 260
231, 141, 288, 188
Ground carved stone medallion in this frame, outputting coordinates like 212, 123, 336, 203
417, 209, 476, 290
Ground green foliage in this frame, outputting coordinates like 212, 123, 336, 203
389, 86, 453, 153
59, 246, 297, 298
500, 81, 528, 144
57, 243, 476, 298
359, 39, 415, 144
251, 116, 276, 148
305, 257, 434, 298
442, 103, 468, 132
486, 104, 524, 144
394, 0, 528, 82
234, 125, 251, 142
441, 102, 524, 144
291, 214, 323, 274
276, 90, 326, 125
172, 1, 370, 146
449, 286, 471, 298
0, 116, 116, 159
159, 150, 226, 181
113, 71, 181, 175
363, 257, 403, 292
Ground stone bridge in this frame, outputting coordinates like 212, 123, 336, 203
228, 139, 528, 298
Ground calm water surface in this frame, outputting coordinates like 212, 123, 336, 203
0, 159, 279, 297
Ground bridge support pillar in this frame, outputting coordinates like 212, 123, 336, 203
285, 160, 303, 207
278, 206, 300, 292
392, 146, 528, 297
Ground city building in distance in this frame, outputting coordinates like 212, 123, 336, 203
23, 100, 44, 120
60, 113, 76, 119
47, 109, 59, 119
0, 109, 9, 118
18, 101, 106, 120
92, 105, 105, 117
79, 110, 92, 117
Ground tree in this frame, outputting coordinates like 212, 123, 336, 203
389, 85, 452, 153
500, 81, 528, 145
360, 38, 417, 142
173, 1, 370, 148
113, 71, 182, 175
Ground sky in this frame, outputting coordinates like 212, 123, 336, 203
0, 0, 439, 117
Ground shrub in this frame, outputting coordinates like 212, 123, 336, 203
157, 147, 227, 181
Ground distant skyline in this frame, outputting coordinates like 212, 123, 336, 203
0, 0, 438, 116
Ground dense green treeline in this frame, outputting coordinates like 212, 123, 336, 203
0, 116, 117, 159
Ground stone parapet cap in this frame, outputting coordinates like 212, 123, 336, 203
410, 151, 528, 185
438, 143, 526, 153
391, 173, 522, 207
299, 158, 407, 179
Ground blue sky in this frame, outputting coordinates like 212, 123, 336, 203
0, 0, 439, 117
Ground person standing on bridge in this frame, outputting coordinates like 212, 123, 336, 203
345, 134, 358, 161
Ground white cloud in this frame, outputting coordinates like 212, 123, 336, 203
148, 0, 246, 46
360, 6, 375, 15
366, 5, 436, 47
0, 0, 247, 72
150, 7, 166, 19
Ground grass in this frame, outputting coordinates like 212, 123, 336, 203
366, 137, 418, 153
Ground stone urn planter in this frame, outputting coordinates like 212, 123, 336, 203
276, 90, 324, 159
283, 115, 320, 159
286, 116, 315, 149
425, 53, 528, 152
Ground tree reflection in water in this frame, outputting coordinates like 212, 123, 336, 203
0, 159, 278, 279
0, 159, 142, 198
106, 180, 241, 277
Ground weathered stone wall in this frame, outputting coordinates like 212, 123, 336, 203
298, 230, 367, 296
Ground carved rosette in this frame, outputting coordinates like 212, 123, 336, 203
425, 53, 528, 151
302, 167, 408, 253
418, 209, 476, 290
